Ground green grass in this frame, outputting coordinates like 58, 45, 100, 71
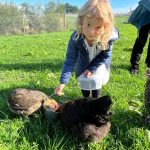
0, 18, 150, 150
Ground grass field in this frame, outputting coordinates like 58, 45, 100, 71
0, 17, 150, 150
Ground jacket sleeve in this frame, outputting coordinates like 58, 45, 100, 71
87, 28, 119, 73
60, 32, 78, 84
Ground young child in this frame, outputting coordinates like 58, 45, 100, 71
55, 0, 119, 98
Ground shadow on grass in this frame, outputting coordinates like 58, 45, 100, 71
111, 109, 146, 131
0, 61, 63, 72
123, 47, 133, 52
111, 64, 130, 71
109, 109, 150, 149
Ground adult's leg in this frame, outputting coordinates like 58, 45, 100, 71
130, 23, 150, 70
92, 89, 101, 98
81, 90, 90, 98
146, 39, 150, 77
145, 39, 150, 68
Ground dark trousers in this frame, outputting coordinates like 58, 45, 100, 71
81, 89, 101, 98
130, 23, 150, 69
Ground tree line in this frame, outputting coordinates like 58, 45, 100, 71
0, 1, 79, 35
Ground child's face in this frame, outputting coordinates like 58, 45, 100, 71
82, 16, 101, 45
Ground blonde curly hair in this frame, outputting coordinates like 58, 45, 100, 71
75, 0, 114, 50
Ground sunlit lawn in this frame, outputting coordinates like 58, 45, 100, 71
0, 17, 150, 150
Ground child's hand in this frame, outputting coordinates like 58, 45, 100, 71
54, 84, 65, 96
84, 70, 92, 77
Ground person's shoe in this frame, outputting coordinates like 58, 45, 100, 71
130, 67, 139, 75
145, 115, 150, 125
146, 67, 150, 77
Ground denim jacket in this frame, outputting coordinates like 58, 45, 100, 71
60, 28, 119, 84
128, 0, 150, 30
